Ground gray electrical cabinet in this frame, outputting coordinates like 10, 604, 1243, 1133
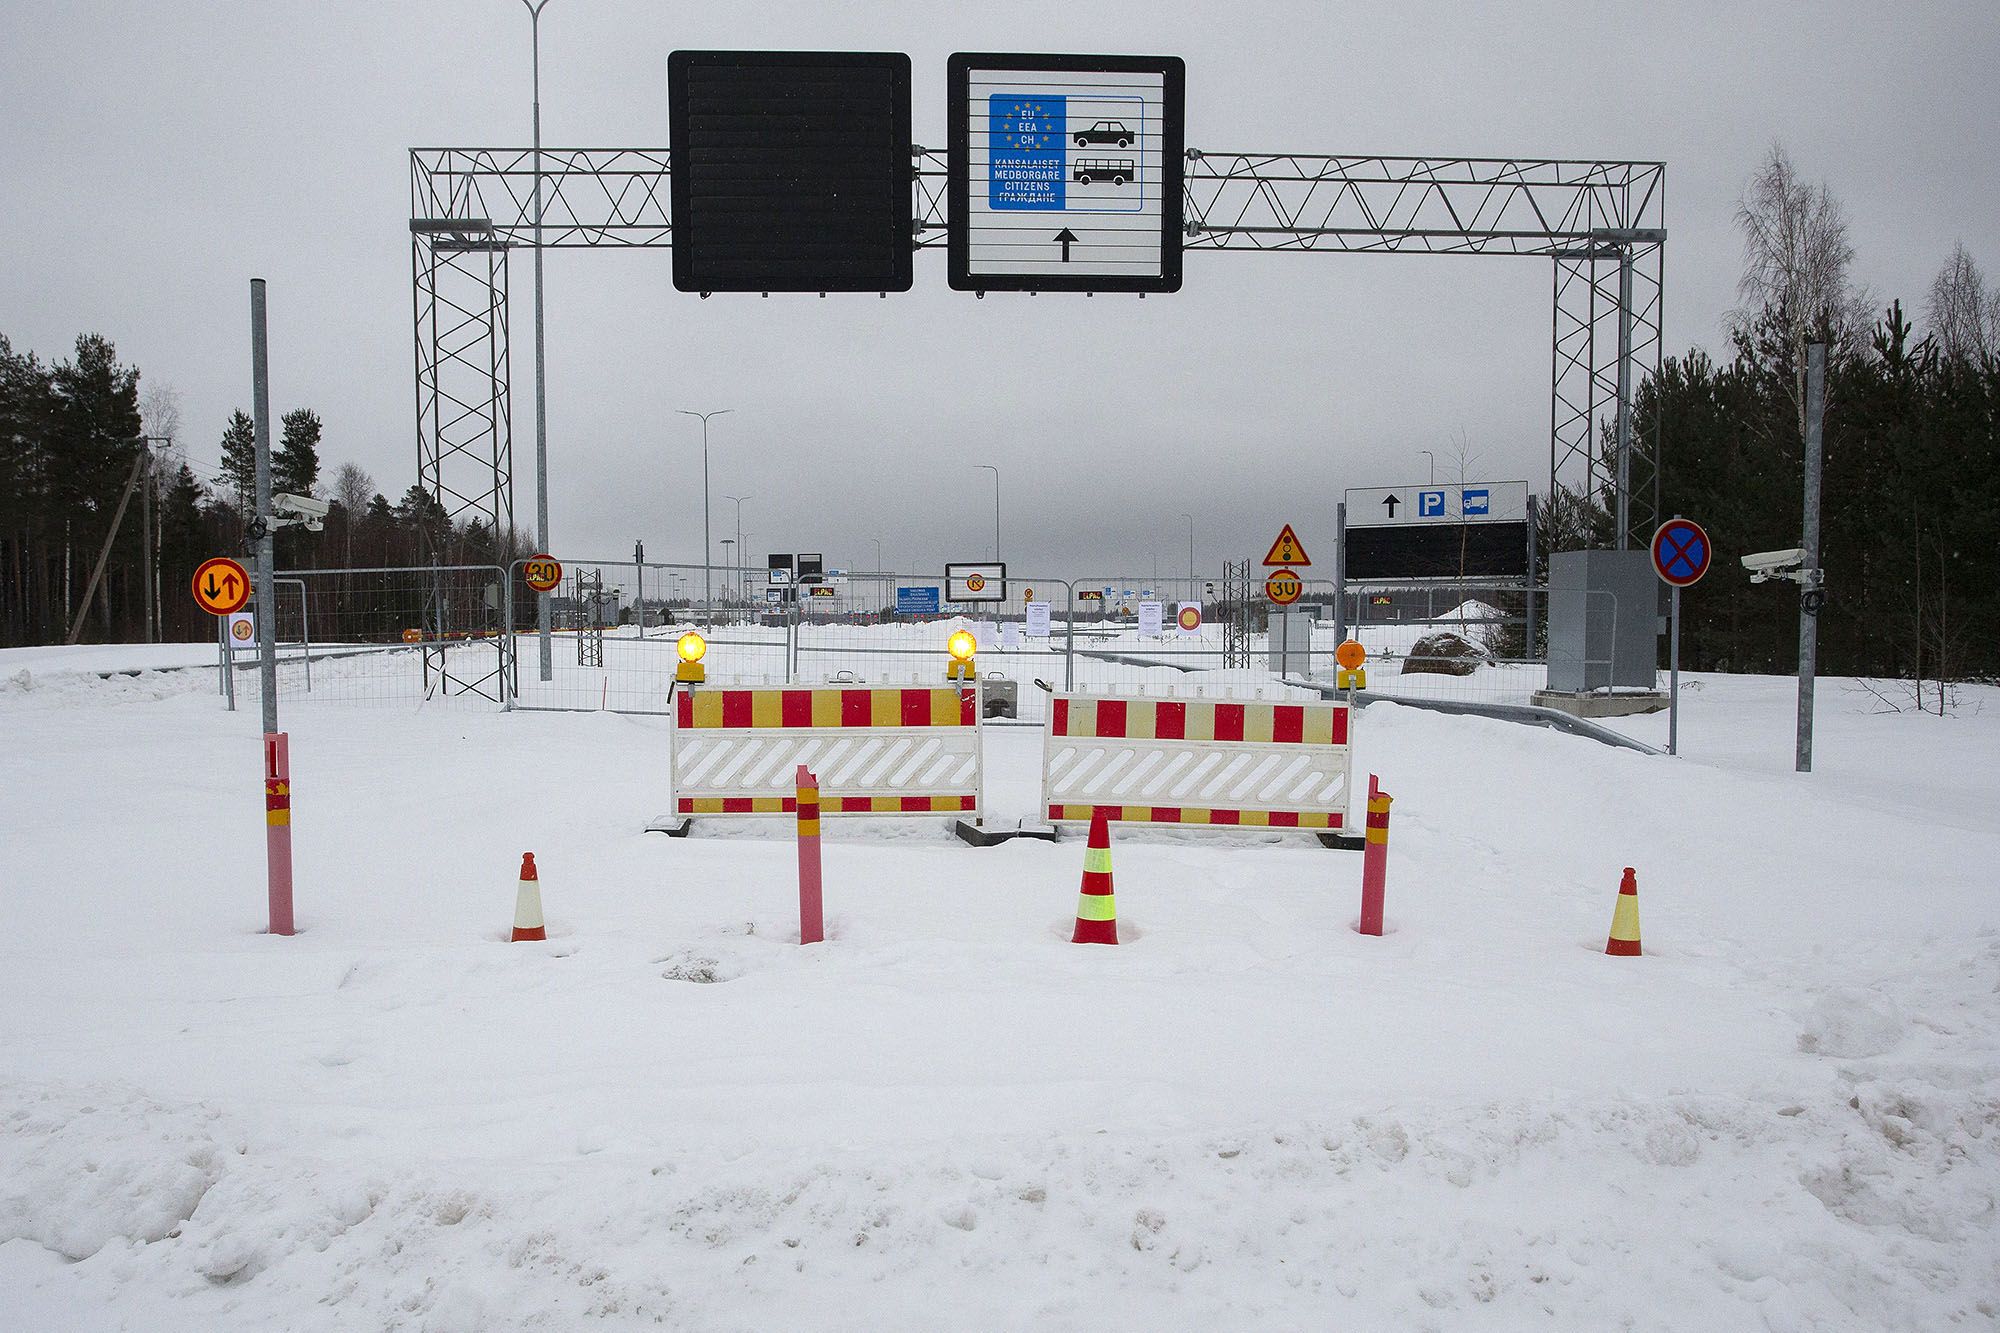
1545, 550, 1658, 692
1268, 610, 1314, 677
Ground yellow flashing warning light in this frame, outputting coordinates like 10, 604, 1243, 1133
946, 628, 977, 681
676, 630, 708, 684
1335, 638, 1367, 691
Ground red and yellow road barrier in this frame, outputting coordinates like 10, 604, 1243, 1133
1043, 695, 1353, 832
670, 685, 984, 825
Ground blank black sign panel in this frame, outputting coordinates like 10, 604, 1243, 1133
1341, 523, 1531, 581
668, 51, 913, 293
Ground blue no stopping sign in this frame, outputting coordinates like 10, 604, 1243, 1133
1652, 519, 1712, 587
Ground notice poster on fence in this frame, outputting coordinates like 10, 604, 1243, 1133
1000, 621, 1023, 649
1138, 600, 1164, 637
1025, 601, 1051, 637
974, 620, 999, 647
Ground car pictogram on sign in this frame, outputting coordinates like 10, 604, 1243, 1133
1073, 120, 1132, 148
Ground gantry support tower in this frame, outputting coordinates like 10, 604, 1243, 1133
410, 144, 1664, 573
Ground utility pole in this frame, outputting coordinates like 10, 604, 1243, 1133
1797, 343, 1826, 773
678, 409, 731, 617
523, 0, 556, 682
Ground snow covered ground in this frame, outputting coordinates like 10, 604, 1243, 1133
2, 646, 1996, 1329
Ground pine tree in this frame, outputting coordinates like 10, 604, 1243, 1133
218, 410, 256, 509
275, 408, 322, 498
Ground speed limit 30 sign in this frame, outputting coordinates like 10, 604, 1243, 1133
523, 556, 563, 592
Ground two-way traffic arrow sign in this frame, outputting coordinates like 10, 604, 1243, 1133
191, 556, 252, 615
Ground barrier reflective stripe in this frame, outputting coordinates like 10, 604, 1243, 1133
1366, 794, 1392, 844
1075, 893, 1118, 921
1047, 804, 1340, 828
265, 779, 290, 827
680, 687, 974, 730
676, 794, 977, 815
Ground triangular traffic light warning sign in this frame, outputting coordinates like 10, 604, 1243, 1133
1263, 524, 1311, 567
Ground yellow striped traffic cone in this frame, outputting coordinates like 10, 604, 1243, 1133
1071, 808, 1119, 945
512, 852, 546, 942
1604, 867, 1640, 956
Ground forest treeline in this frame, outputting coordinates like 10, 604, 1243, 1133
0, 337, 518, 648
1642, 302, 1998, 683
1629, 145, 2000, 686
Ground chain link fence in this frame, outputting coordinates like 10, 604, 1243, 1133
234, 560, 1658, 718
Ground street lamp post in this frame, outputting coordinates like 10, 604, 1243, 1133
521, 0, 556, 681
1420, 449, 1435, 484
724, 494, 750, 621
677, 409, 731, 619
1179, 512, 1194, 600
974, 464, 1000, 561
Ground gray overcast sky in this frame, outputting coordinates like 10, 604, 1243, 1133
3, 1, 1995, 581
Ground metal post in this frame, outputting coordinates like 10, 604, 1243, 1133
524, 0, 555, 683
1525, 493, 1539, 660
1333, 501, 1347, 643
1798, 343, 1825, 774
139, 445, 154, 643
1614, 247, 1635, 550
678, 409, 729, 622
300, 581, 312, 693
634, 540, 644, 636
1668, 583, 1681, 755
251, 280, 278, 737
1064, 583, 1076, 691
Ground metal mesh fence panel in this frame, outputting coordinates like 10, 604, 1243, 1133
265, 565, 510, 709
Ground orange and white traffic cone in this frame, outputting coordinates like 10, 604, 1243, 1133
512, 852, 546, 942
1071, 808, 1119, 945
1604, 866, 1641, 956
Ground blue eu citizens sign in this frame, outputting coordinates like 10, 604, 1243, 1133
989, 95, 1065, 210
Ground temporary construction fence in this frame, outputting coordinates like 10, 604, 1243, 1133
1042, 693, 1357, 843
238, 560, 1657, 717
249, 564, 511, 708
655, 683, 985, 836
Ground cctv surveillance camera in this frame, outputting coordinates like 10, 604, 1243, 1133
1740, 548, 1805, 582
273, 492, 332, 520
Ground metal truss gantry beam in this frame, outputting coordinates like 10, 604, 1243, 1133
410, 146, 1664, 554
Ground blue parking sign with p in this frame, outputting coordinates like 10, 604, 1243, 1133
1419, 490, 1446, 518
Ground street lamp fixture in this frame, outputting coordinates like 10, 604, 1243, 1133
677, 408, 731, 617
